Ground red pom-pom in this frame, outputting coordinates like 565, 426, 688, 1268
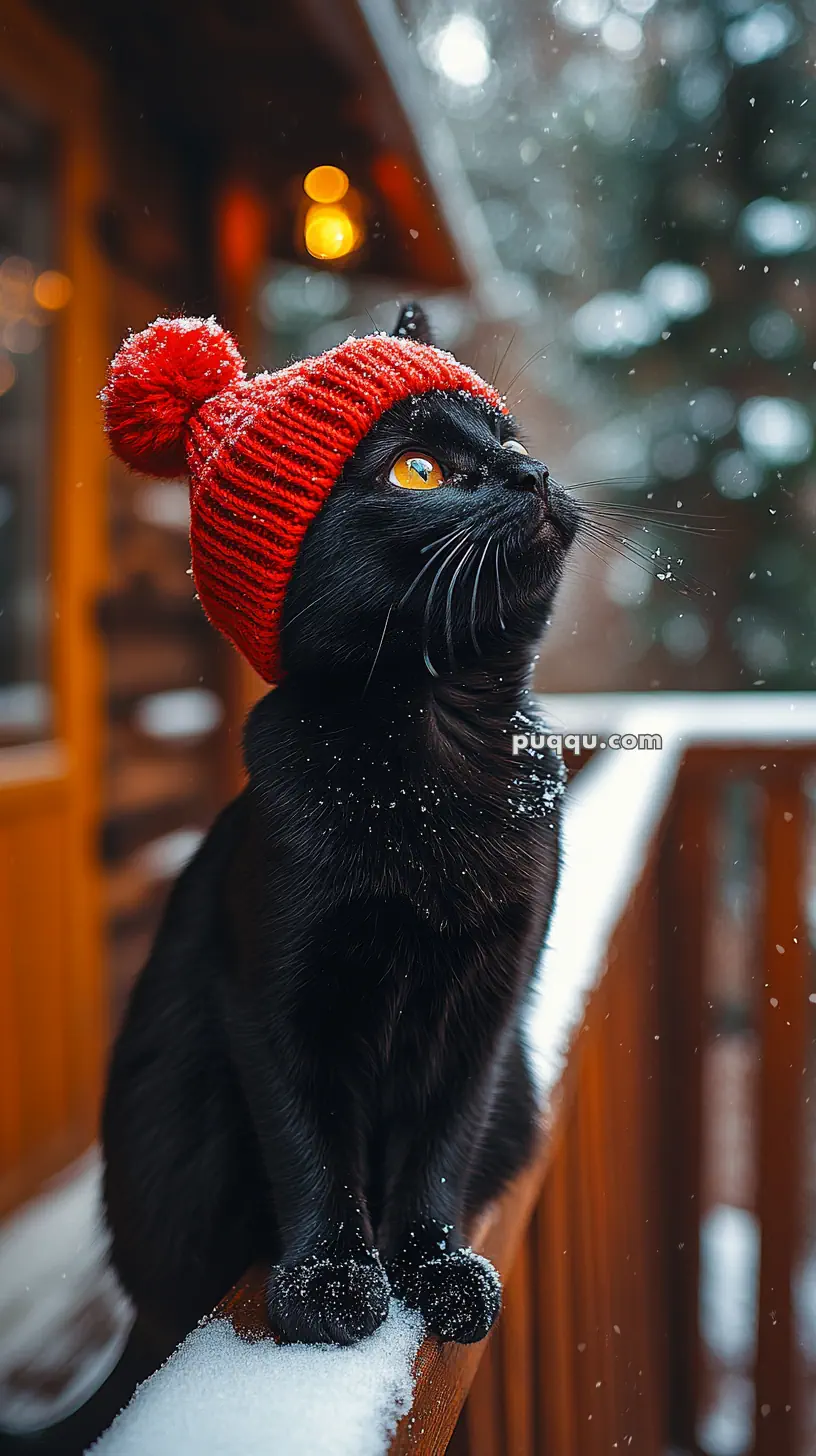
101, 316, 246, 477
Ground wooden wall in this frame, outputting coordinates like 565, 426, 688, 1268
0, 0, 108, 1213
0, 0, 260, 1212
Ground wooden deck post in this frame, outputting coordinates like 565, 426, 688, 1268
657, 773, 708, 1452
754, 762, 809, 1456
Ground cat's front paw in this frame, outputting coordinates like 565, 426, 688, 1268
267, 1250, 390, 1345
389, 1245, 501, 1344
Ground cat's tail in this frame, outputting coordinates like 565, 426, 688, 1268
100, 316, 246, 478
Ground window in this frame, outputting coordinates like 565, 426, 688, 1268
0, 94, 56, 742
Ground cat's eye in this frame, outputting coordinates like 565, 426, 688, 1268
503, 439, 529, 456
389, 452, 445, 490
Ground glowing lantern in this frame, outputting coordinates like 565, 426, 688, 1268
303, 166, 349, 205
298, 166, 364, 262
303, 203, 358, 261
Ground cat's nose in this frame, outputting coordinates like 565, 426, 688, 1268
505, 462, 549, 500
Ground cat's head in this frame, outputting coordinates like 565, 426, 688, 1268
282, 303, 578, 686
102, 307, 577, 688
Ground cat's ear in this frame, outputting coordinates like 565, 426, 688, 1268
393, 301, 434, 346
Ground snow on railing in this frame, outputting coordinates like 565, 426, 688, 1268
89, 1301, 424, 1456
528, 691, 816, 1098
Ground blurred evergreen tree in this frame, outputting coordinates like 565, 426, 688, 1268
406, 0, 816, 688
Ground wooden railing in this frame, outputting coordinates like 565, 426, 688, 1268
94, 695, 816, 1456
393, 696, 816, 1456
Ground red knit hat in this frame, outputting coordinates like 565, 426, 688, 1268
102, 316, 503, 682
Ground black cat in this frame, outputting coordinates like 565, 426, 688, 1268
102, 304, 579, 1352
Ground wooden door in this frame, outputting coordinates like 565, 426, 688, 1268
0, 0, 108, 1213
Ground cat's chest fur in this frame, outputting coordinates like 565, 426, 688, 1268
245, 689, 564, 931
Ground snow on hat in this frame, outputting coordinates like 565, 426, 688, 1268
102, 316, 503, 683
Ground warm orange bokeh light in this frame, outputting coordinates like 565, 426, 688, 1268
33, 270, 73, 310
303, 203, 358, 261
0, 355, 16, 396
303, 165, 349, 205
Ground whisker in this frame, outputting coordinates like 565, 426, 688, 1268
503, 340, 556, 399
470, 535, 494, 655
578, 517, 670, 564
501, 539, 520, 593
281, 585, 336, 631
493, 538, 506, 630
580, 507, 721, 539
423, 534, 472, 677
362, 603, 394, 697
559, 483, 655, 495
489, 339, 500, 389
575, 531, 680, 597
492, 329, 517, 390
420, 526, 468, 555
577, 517, 695, 565
555, 472, 725, 522
570, 537, 620, 579
578, 497, 721, 518
445, 544, 477, 669
400, 527, 469, 608
578, 498, 723, 527
576, 519, 709, 597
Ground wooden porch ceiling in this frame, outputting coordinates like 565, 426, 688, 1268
28, 0, 472, 290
